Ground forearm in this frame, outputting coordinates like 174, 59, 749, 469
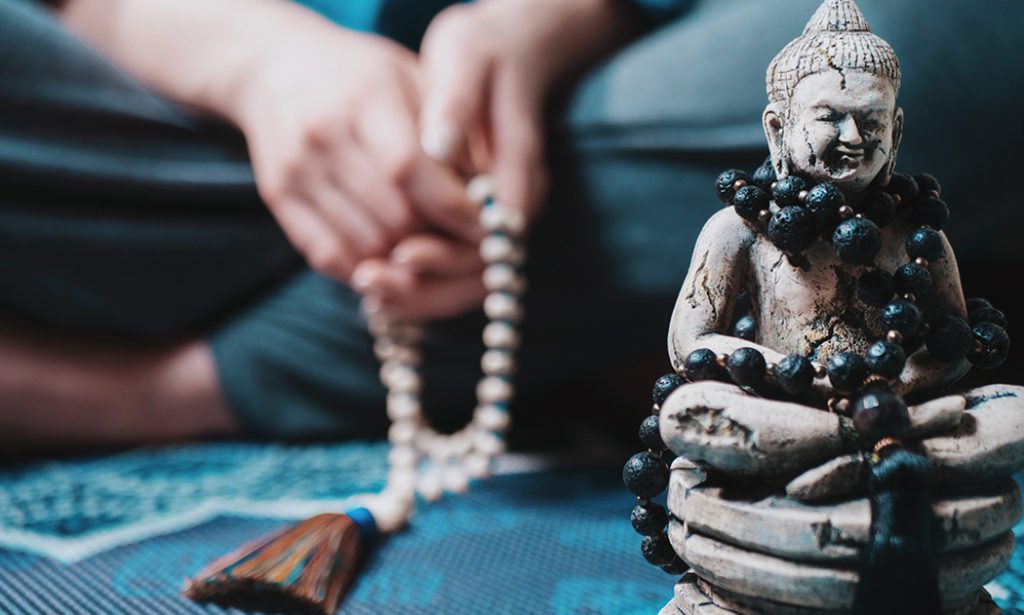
671, 331, 788, 371
504, 0, 643, 89
56, 0, 330, 121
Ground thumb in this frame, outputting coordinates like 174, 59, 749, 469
491, 69, 548, 225
419, 20, 491, 164
785, 453, 869, 502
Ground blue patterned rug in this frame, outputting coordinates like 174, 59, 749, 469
0, 443, 1021, 613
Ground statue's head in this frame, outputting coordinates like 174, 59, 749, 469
764, 0, 903, 194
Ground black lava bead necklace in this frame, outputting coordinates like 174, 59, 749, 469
622, 163, 1011, 575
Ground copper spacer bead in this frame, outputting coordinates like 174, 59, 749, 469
716, 353, 729, 368
813, 363, 827, 379
798, 190, 809, 202
733, 179, 748, 191
766, 362, 776, 376
892, 193, 902, 205
838, 205, 855, 219
863, 374, 891, 389
886, 330, 903, 344
827, 397, 850, 415
902, 292, 916, 302
758, 209, 772, 223
914, 257, 929, 267
926, 189, 940, 199
854, 213, 864, 219
770, 181, 778, 191
873, 436, 903, 455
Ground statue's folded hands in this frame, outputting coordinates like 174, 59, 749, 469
660, 385, 1024, 502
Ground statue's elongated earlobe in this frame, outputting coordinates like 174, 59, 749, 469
880, 107, 904, 185
763, 104, 788, 178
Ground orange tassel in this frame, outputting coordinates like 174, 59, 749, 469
184, 510, 374, 614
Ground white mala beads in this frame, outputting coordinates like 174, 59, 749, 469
364, 175, 525, 532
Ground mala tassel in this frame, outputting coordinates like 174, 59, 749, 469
184, 507, 378, 614
853, 449, 939, 615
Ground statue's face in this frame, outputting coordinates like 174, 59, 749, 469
777, 70, 900, 192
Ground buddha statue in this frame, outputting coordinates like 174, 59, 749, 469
621, 1, 1024, 613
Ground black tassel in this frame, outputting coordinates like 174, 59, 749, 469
853, 448, 939, 615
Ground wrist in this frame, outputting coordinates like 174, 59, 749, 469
481, 0, 638, 86
541, 0, 639, 79
193, 1, 355, 127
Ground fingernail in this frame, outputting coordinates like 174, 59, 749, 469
466, 174, 495, 205
421, 124, 457, 162
351, 265, 375, 291
360, 296, 382, 317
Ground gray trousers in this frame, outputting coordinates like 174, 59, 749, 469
2, 0, 1021, 438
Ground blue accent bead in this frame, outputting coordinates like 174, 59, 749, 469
346, 506, 379, 541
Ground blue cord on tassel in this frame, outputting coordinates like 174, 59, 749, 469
346, 506, 379, 543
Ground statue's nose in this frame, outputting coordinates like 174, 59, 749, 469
837, 116, 864, 147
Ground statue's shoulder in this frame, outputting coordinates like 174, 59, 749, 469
698, 207, 757, 249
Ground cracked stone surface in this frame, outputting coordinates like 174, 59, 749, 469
668, 573, 1000, 615
679, 530, 1012, 611
667, 471, 1021, 562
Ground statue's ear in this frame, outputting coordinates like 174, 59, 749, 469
880, 106, 904, 185
888, 105, 905, 181
763, 103, 788, 177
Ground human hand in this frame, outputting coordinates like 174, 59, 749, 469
353, 232, 488, 322
417, 0, 635, 228
347, 0, 635, 321
660, 382, 992, 487
227, 15, 480, 282
783, 389, 1024, 501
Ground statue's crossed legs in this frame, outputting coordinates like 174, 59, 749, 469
658, 382, 1024, 614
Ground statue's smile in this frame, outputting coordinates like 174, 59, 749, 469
822, 139, 877, 179
835, 146, 864, 160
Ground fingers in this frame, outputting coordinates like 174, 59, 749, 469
300, 166, 388, 260
355, 85, 481, 244
660, 381, 844, 479
355, 263, 487, 322
923, 384, 1024, 484
388, 274, 487, 321
785, 453, 868, 502
391, 234, 483, 276
419, 9, 492, 165
905, 394, 965, 439
491, 69, 548, 223
351, 258, 415, 298
273, 199, 355, 280
401, 160, 482, 243
329, 135, 420, 242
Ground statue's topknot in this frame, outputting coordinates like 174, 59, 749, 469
766, 0, 900, 105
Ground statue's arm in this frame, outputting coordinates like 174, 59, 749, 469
897, 232, 971, 397
667, 210, 786, 370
